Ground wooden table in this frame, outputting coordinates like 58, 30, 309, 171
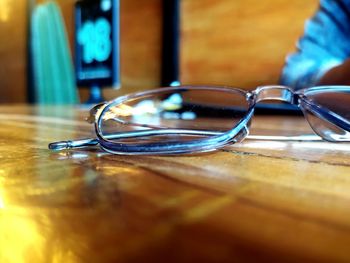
1, 105, 350, 263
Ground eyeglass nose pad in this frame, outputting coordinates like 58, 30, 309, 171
86, 103, 106, 124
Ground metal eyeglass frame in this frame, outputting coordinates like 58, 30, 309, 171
49, 85, 350, 155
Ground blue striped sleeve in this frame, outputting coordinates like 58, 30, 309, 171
280, 0, 350, 89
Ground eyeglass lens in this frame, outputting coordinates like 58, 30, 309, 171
300, 88, 350, 141
99, 87, 251, 145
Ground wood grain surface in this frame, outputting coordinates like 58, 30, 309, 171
0, 0, 28, 103
1, 105, 350, 263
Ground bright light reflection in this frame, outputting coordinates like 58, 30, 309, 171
0, 174, 4, 209
0, 0, 10, 22
0, 208, 45, 262
161, 93, 182, 110
292, 142, 350, 152
0, 191, 4, 209
239, 140, 350, 152
103, 104, 133, 120
239, 141, 289, 150
103, 100, 162, 121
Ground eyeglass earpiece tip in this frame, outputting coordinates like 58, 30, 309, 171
48, 141, 69, 151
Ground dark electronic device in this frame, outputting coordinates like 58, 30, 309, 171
161, 0, 180, 87
75, 0, 120, 103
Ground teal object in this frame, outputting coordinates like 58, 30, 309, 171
31, 1, 79, 104
78, 17, 112, 63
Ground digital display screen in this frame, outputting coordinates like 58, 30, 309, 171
75, 0, 119, 87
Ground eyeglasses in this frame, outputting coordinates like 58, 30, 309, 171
49, 85, 350, 155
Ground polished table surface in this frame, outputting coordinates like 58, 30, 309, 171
1, 105, 350, 263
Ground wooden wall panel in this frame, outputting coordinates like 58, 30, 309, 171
0, 0, 27, 103
180, 0, 320, 89
0, 0, 319, 103
118, 0, 162, 92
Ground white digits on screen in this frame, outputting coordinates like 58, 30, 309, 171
78, 17, 112, 63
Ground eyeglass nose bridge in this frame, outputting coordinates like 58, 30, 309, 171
253, 85, 295, 104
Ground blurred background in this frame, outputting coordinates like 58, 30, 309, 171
0, 0, 319, 104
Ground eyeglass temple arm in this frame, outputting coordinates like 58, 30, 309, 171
49, 103, 106, 151
48, 133, 323, 151
49, 138, 99, 151
49, 129, 223, 151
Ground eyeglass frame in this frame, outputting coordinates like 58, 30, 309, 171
49, 85, 350, 155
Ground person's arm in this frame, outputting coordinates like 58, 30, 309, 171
280, 0, 350, 89
317, 58, 350, 85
